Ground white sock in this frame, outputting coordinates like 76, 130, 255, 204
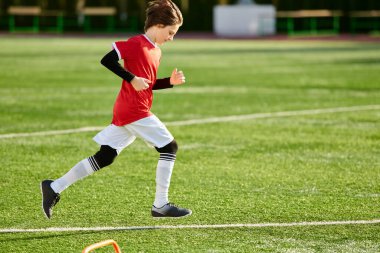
51, 157, 97, 194
153, 153, 176, 208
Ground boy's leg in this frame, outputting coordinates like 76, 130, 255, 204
152, 140, 192, 218
51, 145, 117, 193
125, 115, 192, 217
41, 145, 117, 219
153, 140, 178, 208
41, 124, 135, 219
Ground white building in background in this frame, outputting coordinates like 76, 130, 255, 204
213, 0, 276, 37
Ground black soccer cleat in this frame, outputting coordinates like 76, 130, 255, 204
40, 180, 60, 219
151, 203, 192, 218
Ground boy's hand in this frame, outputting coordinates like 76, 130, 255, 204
131, 77, 151, 91
170, 68, 186, 85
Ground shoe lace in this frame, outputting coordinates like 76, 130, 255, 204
53, 194, 60, 206
168, 202, 180, 208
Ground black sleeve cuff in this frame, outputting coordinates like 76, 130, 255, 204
153, 78, 173, 90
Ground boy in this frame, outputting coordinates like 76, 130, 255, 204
41, 0, 191, 219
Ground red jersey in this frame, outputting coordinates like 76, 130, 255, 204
111, 35, 161, 125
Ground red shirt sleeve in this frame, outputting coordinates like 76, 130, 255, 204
112, 40, 138, 61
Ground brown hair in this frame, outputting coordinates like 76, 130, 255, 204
144, 0, 183, 32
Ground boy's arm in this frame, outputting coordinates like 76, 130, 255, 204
100, 50, 135, 83
153, 68, 185, 90
101, 50, 150, 91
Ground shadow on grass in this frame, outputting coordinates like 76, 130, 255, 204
333, 58, 380, 65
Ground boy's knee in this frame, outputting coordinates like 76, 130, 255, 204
93, 145, 118, 168
155, 140, 178, 154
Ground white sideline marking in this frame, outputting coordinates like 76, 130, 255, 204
166, 104, 380, 126
0, 104, 379, 139
0, 127, 104, 139
1, 219, 380, 233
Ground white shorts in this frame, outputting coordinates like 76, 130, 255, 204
93, 115, 174, 154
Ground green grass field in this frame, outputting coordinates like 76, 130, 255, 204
0, 35, 380, 252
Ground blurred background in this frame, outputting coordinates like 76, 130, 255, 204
0, 0, 379, 35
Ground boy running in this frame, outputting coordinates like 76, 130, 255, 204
41, 0, 191, 218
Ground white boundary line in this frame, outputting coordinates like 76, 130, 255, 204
166, 104, 380, 126
1, 104, 379, 139
0, 127, 104, 139
1, 219, 380, 233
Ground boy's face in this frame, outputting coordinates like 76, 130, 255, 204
155, 24, 180, 45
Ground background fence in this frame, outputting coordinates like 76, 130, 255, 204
0, 0, 379, 34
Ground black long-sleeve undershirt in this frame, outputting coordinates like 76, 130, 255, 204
100, 50, 173, 90
100, 50, 135, 83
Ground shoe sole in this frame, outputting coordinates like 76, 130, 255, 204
152, 210, 192, 219
40, 181, 52, 219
